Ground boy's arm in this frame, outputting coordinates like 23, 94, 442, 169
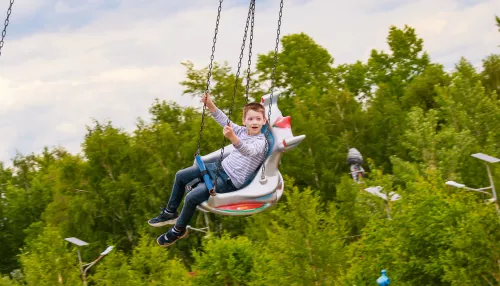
210, 107, 242, 132
233, 136, 267, 157
203, 93, 243, 132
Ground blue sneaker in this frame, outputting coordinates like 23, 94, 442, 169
148, 208, 178, 227
157, 226, 188, 247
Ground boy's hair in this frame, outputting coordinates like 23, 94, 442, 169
243, 102, 266, 119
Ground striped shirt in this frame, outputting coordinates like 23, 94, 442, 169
211, 108, 267, 188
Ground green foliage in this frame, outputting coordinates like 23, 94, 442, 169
336, 174, 384, 235
276, 87, 366, 196
179, 60, 262, 113
334, 61, 371, 99
18, 225, 81, 285
128, 233, 192, 285
191, 234, 256, 285
0, 149, 67, 274
247, 179, 349, 285
361, 25, 433, 170
256, 33, 334, 97
368, 25, 430, 89
400, 64, 451, 111
339, 171, 500, 285
89, 250, 142, 285
0, 275, 20, 286
481, 54, 500, 96
90, 234, 192, 285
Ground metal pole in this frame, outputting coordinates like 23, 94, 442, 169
76, 248, 86, 285
485, 163, 500, 284
385, 203, 392, 220
83, 256, 103, 278
462, 187, 494, 196
203, 212, 211, 233
485, 163, 500, 217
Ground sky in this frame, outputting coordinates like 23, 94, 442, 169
0, 0, 498, 165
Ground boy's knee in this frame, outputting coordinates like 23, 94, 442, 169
184, 192, 199, 206
175, 168, 189, 181
175, 166, 195, 179
174, 170, 182, 180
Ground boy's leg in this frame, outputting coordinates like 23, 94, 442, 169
157, 165, 236, 247
174, 182, 210, 228
166, 165, 204, 212
148, 165, 201, 227
175, 167, 237, 228
156, 182, 208, 247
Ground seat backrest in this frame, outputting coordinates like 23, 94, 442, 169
261, 123, 275, 159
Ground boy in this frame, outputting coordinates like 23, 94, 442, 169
148, 93, 268, 246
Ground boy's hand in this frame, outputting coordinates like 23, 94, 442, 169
202, 93, 216, 112
223, 125, 239, 145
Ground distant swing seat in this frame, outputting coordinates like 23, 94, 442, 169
192, 93, 306, 216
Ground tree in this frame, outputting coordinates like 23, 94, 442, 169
191, 234, 256, 286
2, 27, 500, 286
367, 25, 431, 96
435, 58, 500, 185
400, 107, 477, 180
400, 64, 451, 111
179, 61, 263, 113
0, 274, 21, 286
362, 25, 433, 170
89, 233, 192, 285
339, 165, 500, 285
18, 225, 81, 285
88, 250, 142, 286
333, 61, 371, 100
247, 178, 348, 285
480, 54, 500, 96
280, 87, 366, 197
256, 33, 334, 98
128, 233, 192, 285
0, 148, 65, 274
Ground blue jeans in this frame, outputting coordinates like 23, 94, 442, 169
166, 163, 237, 228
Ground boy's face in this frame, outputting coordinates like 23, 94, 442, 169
243, 109, 266, 135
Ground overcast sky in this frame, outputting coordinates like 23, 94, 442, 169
0, 0, 498, 165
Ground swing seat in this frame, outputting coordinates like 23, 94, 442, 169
193, 93, 306, 216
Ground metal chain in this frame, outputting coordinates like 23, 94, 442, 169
261, 0, 283, 179
212, 0, 254, 195
0, 0, 14, 58
243, 0, 255, 104
196, 0, 223, 156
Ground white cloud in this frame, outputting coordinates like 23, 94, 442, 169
3, 0, 45, 18
0, 0, 498, 164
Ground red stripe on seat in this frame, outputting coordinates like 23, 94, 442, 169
217, 202, 266, 211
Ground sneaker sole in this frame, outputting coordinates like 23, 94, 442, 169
148, 218, 178, 227
157, 228, 189, 247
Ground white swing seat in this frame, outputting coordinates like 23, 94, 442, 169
193, 93, 306, 216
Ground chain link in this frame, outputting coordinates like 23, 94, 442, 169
0, 0, 14, 58
212, 0, 255, 195
196, 0, 223, 156
243, 0, 255, 104
261, 0, 283, 179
